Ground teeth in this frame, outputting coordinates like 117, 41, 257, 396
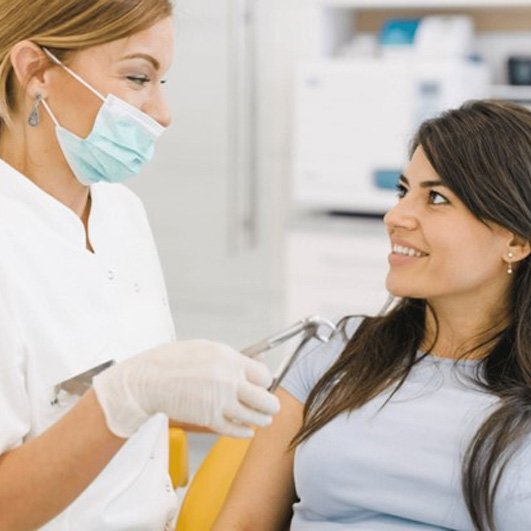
392, 244, 425, 257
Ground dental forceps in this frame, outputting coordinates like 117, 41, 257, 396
241, 315, 337, 392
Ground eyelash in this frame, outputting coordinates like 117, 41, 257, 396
396, 183, 407, 199
127, 75, 150, 86
126, 76, 168, 87
395, 184, 449, 205
428, 190, 449, 205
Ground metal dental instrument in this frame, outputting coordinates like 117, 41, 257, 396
51, 359, 115, 405
242, 315, 337, 392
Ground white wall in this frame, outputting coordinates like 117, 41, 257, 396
128, 1, 291, 356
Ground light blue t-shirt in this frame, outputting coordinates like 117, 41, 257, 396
281, 318, 531, 530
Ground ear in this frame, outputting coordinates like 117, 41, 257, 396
9, 40, 51, 100
506, 234, 531, 264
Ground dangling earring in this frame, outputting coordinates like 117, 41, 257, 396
27, 94, 42, 127
507, 252, 514, 275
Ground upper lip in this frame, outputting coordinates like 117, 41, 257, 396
390, 238, 429, 256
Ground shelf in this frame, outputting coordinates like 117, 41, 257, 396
295, 0, 531, 8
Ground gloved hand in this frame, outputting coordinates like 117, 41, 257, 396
92, 340, 280, 439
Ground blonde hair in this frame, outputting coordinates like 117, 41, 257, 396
0, 0, 173, 126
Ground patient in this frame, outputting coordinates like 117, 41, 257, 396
214, 100, 531, 530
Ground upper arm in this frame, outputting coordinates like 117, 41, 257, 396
213, 389, 303, 531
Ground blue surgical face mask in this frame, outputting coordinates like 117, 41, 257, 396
40, 47, 165, 185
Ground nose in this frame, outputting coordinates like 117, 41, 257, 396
383, 199, 418, 232
144, 89, 172, 128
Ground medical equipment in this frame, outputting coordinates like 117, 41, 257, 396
508, 56, 531, 86
293, 13, 490, 215
292, 57, 490, 215
242, 315, 337, 392
413, 16, 475, 59
52, 359, 114, 404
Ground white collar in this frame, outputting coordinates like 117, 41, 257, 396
0, 157, 92, 250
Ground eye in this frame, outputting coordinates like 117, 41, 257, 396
395, 183, 408, 199
126, 75, 151, 86
428, 190, 449, 205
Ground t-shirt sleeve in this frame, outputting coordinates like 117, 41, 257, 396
0, 301, 31, 453
279, 330, 348, 404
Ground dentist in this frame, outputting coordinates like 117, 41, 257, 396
0, 1, 279, 530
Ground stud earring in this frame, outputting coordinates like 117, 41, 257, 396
507, 252, 514, 275
27, 94, 42, 127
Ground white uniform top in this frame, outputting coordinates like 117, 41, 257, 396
0, 158, 179, 530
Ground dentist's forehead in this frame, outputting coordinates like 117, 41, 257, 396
78, 17, 175, 74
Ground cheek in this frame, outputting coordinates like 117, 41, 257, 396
47, 77, 101, 138
448, 248, 503, 287
108, 84, 147, 110
385, 232, 503, 297
441, 228, 504, 279
69, 97, 101, 138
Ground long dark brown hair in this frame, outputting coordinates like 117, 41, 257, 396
292, 100, 531, 530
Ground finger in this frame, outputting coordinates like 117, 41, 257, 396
242, 357, 273, 388
224, 402, 274, 428
237, 381, 280, 415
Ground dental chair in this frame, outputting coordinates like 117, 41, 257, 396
175, 436, 251, 530
169, 427, 189, 488
171, 316, 337, 529
168, 429, 250, 530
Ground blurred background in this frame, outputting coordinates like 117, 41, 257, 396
129, 0, 531, 469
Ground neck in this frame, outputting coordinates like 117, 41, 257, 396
0, 116, 91, 221
422, 291, 511, 360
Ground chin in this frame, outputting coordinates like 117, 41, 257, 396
386, 277, 424, 299
387, 287, 415, 298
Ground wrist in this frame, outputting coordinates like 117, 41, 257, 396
92, 368, 150, 439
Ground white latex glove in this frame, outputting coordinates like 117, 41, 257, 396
93, 340, 280, 439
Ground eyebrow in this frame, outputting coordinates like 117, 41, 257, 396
399, 174, 446, 188
119, 53, 160, 70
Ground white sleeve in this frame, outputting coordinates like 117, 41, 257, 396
0, 300, 31, 453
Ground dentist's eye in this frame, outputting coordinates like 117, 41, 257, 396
395, 183, 408, 199
429, 190, 449, 205
126, 75, 150, 86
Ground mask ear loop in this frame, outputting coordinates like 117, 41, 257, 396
41, 47, 106, 103
40, 98, 60, 127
